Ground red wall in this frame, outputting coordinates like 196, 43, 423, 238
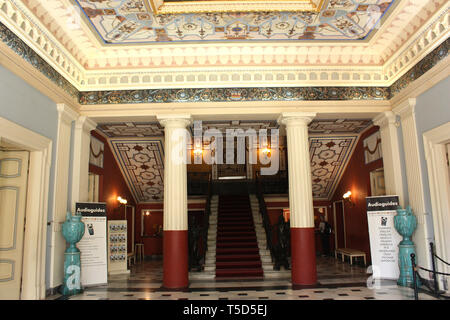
89, 131, 137, 220
331, 126, 384, 264
136, 202, 206, 256
264, 198, 333, 251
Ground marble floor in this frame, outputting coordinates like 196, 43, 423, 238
48, 256, 442, 301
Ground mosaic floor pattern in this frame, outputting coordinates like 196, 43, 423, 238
47, 256, 443, 301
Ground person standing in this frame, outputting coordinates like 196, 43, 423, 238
318, 215, 332, 256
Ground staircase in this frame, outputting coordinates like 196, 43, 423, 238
215, 195, 264, 279
249, 194, 291, 279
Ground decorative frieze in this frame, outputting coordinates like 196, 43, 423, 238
79, 86, 391, 104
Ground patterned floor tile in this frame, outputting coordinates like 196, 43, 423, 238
47, 257, 440, 301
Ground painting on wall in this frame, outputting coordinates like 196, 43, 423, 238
370, 168, 386, 196
363, 131, 382, 164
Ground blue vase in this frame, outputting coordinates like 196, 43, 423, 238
394, 206, 420, 287
60, 211, 85, 296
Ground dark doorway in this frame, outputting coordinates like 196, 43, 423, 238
333, 200, 346, 250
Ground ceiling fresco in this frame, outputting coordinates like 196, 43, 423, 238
109, 138, 166, 202
310, 136, 358, 199
98, 119, 371, 201
74, 0, 395, 43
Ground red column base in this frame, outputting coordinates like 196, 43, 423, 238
291, 227, 317, 286
163, 230, 188, 289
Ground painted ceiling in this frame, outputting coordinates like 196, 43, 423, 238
74, 0, 395, 43
98, 119, 371, 201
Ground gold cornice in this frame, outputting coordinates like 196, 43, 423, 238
147, 0, 324, 14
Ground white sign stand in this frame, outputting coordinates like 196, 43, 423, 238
366, 195, 403, 280
77, 202, 108, 287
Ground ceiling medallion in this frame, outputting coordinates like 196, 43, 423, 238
148, 0, 324, 14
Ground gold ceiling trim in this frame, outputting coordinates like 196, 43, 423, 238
147, 0, 324, 14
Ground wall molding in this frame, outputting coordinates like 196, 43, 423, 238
423, 122, 450, 292
393, 98, 433, 270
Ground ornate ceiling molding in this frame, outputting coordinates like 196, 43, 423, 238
0, 0, 86, 89
0, 0, 447, 91
1, 6, 448, 105
78, 39, 448, 104
0, 0, 448, 96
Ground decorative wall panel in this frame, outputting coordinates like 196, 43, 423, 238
0, 187, 19, 250
363, 130, 382, 164
89, 136, 104, 168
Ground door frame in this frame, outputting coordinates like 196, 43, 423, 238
0, 117, 52, 300
423, 122, 450, 291
332, 200, 346, 250
125, 205, 135, 254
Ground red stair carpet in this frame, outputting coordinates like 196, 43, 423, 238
215, 195, 264, 279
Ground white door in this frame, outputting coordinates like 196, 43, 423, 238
0, 150, 29, 300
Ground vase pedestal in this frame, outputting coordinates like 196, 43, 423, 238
60, 246, 83, 296
398, 243, 420, 288
60, 212, 85, 296
394, 206, 420, 288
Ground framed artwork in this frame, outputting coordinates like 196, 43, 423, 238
370, 168, 386, 196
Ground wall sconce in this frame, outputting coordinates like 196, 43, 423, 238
117, 196, 127, 205
193, 148, 203, 156
261, 147, 271, 157
145, 210, 151, 217
343, 191, 354, 207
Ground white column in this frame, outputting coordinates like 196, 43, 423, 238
373, 111, 407, 207
49, 104, 79, 290
394, 98, 433, 269
157, 115, 192, 231
157, 114, 192, 289
70, 116, 97, 212
278, 112, 317, 285
278, 112, 316, 228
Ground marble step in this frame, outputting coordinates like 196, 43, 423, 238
263, 270, 291, 279
189, 271, 215, 280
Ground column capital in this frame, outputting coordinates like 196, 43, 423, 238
75, 116, 97, 132
393, 98, 417, 120
277, 112, 317, 127
157, 114, 192, 128
57, 104, 78, 124
373, 111, 397, 128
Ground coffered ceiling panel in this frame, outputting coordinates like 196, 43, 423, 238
75, 0, 394, 43
109, 138, 165, 202
310, 136, 358, 199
